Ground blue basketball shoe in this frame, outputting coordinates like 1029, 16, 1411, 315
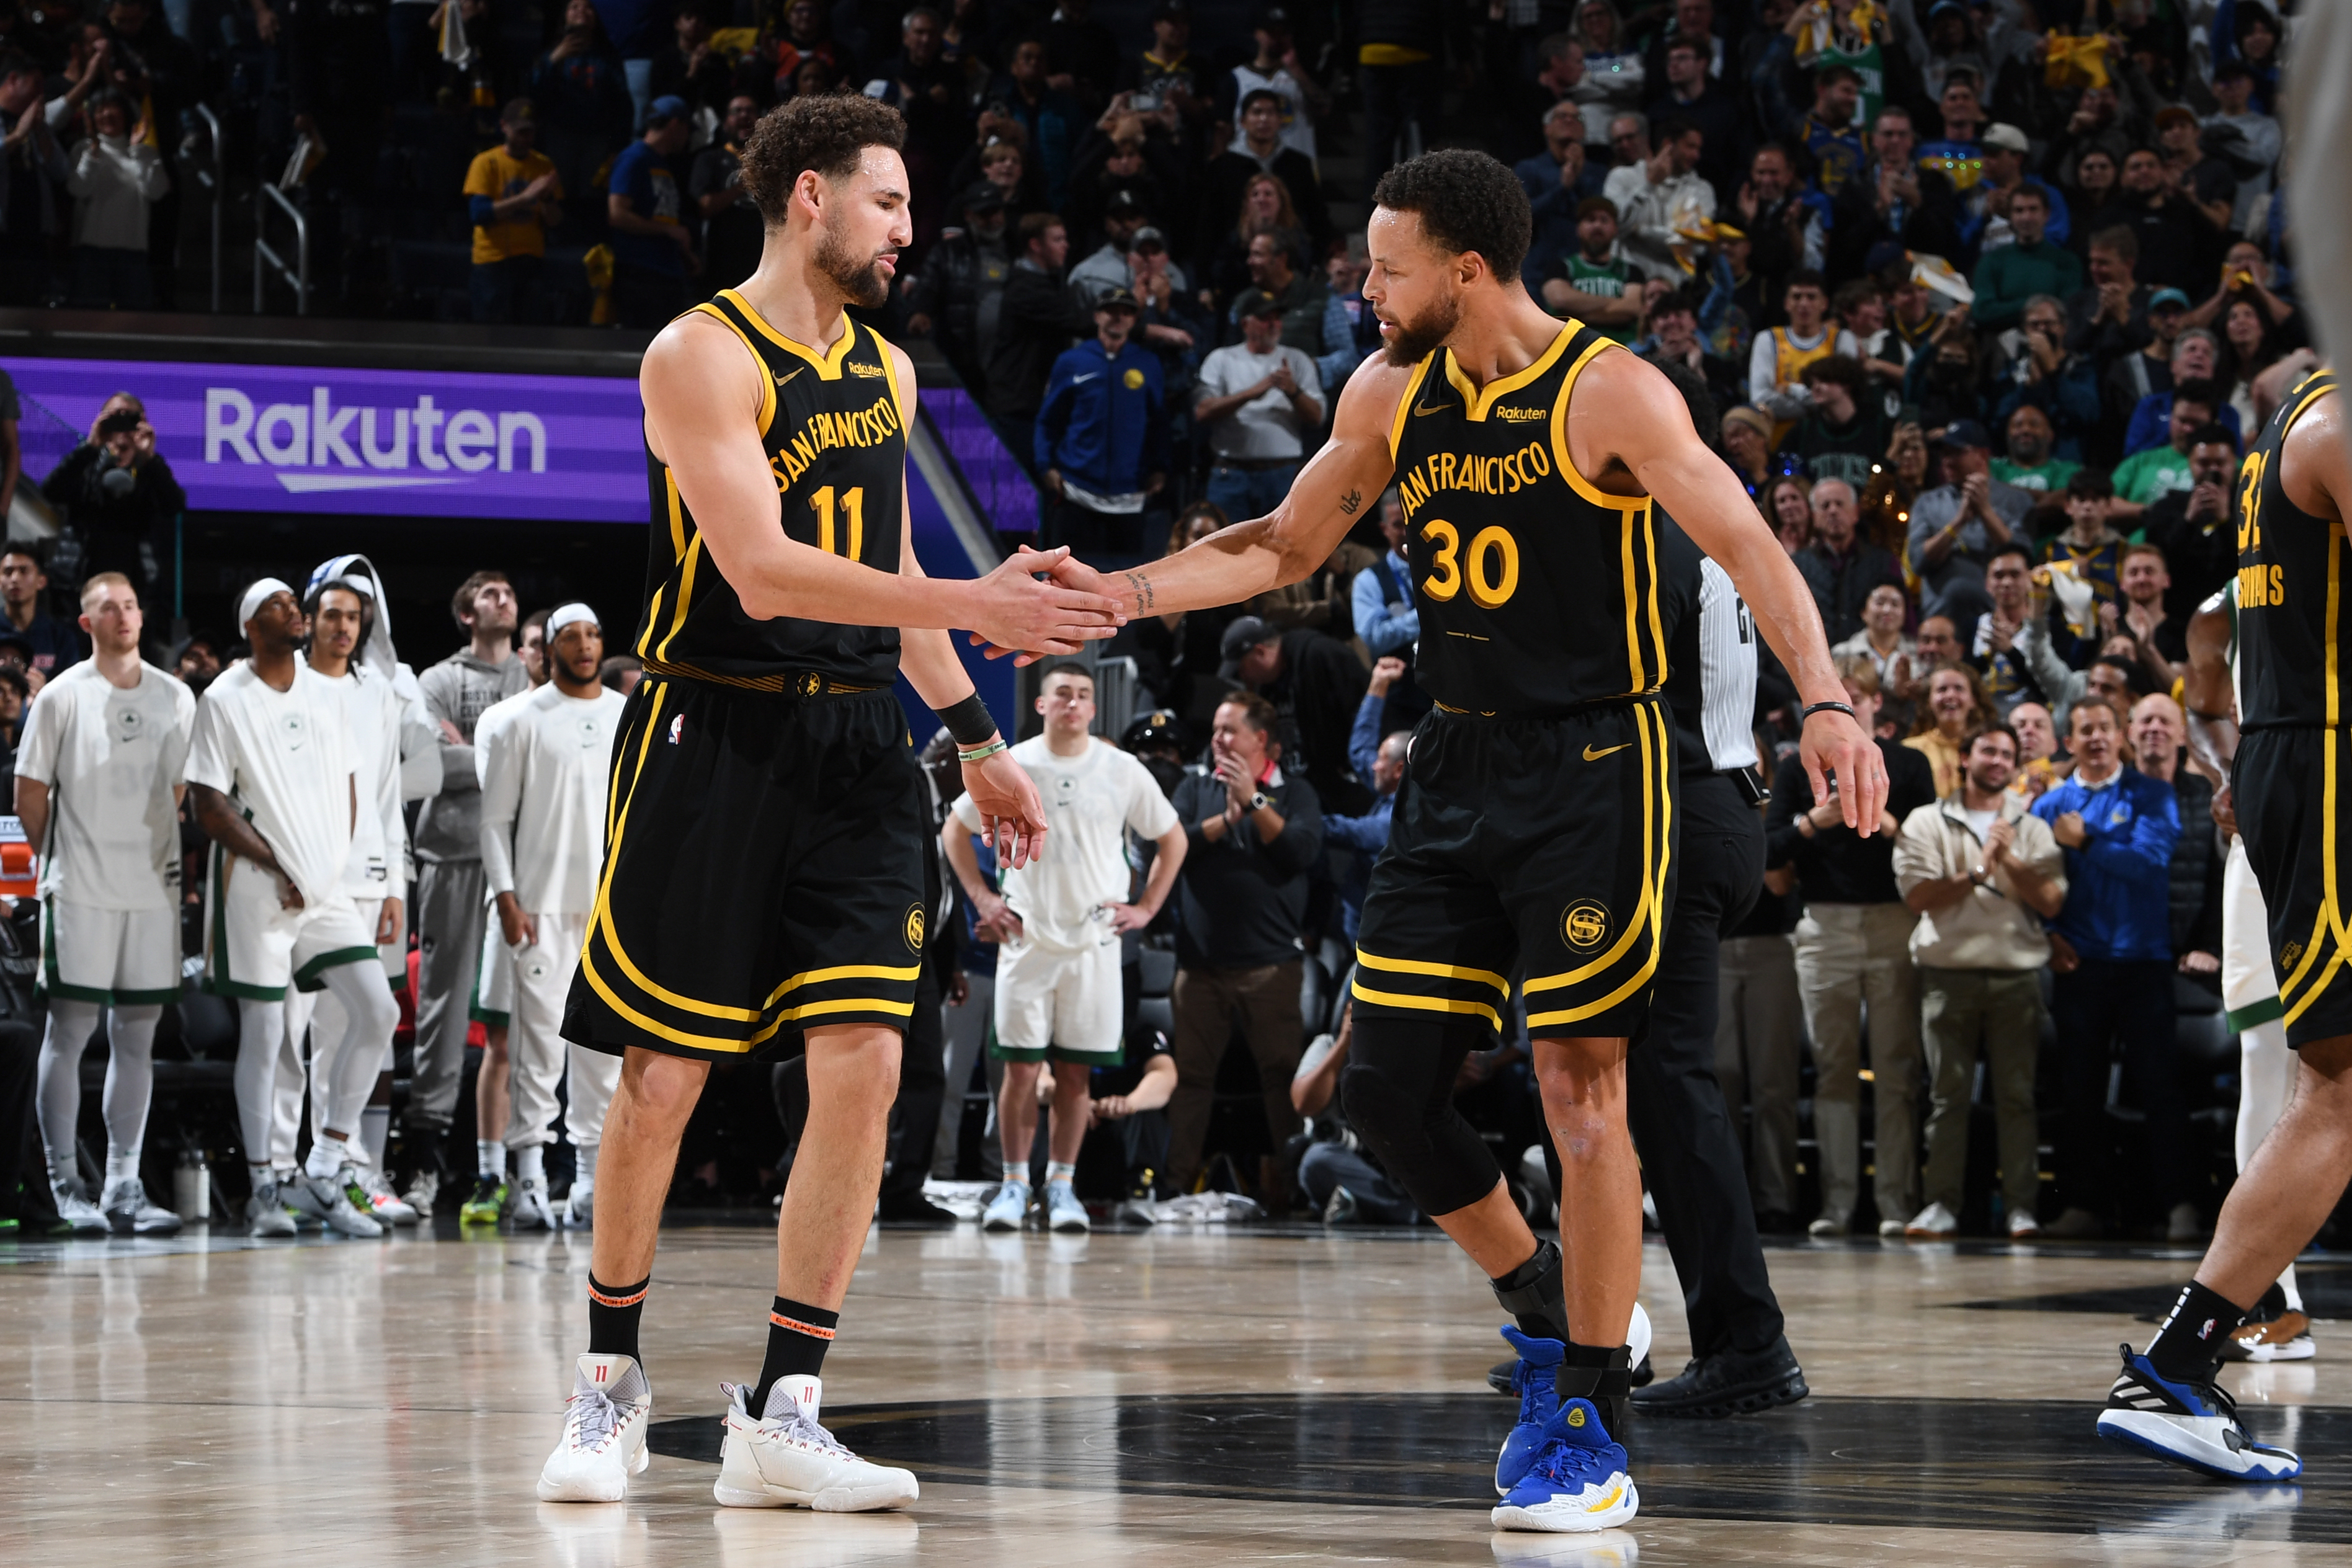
1492, 1397, 1639, 1533
2095, 1343, 2302, 1482
1495, 1305, 1652, 1494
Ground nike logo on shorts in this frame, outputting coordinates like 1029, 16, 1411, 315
1582, 742, 1631, 762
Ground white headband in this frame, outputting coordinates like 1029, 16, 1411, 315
239, 577, 293, 628
546, 602, 599, 638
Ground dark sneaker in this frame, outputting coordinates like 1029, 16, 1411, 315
1631, 1335, 1809, 1419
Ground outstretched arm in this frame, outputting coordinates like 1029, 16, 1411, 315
1571, 349, 1888, 834
2181, 604, 2237, 782
1050, 354, 1418, 621
642, 311, 1121, 655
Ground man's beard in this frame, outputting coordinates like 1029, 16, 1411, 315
1381, 291, 1461, 367
816, 220, 893, 308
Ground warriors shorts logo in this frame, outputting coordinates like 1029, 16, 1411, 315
904, 903, 925, 953
1561, 901, 1610, 950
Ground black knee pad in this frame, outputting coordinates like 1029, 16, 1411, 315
1341, 1015, 1503, 1216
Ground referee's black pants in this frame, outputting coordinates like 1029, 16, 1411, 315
1628, 770, 1788, 1358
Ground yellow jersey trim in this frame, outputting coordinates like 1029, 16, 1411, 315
1548, 336, 1646, 510
877, 332, 912, 428
690, 300, 778, 436
1348, 978, 1503, 1033
1439, 324, 1576, 422
1353, 948, 1512, 997
1388, 354, 1436, 459
720, 287, 861, 378
764, 961, 922, 1008
1522, 703, 1673, 1027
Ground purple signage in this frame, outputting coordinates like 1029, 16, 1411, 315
2, 356, 650, 522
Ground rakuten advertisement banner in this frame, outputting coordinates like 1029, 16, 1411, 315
2, 357, 649, 523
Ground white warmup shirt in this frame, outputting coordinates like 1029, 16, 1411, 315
952, 735, 1178, 952
476, 682, 628, 915
185, 661, 357, 907
304, 655, 408, 901
15, 661, 195, 910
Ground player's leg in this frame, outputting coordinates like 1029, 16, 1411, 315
285, 916, 396, 1237
1860, 909, 1925, 1236
1532, 1034, 1642, 1358
466, 921, 516, 1224
98, 1004, 171, 1236
1791, 907, 1864, 1236
1041, 1059, 1094, 1231
711, 1022, 920, 1512
986, 1056, 1045, 1230
504, 923, 572, 1229
232, 997, 296, 1236
405, 857, 485, 1216
36, 899, 115, 1231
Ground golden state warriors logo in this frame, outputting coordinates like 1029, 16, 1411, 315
799, 673, 823, 697
1122, 367, 1146, 390
904, 902, 925, 953
1566, 1405, 1587, 1428
1562, 901, 1609, 950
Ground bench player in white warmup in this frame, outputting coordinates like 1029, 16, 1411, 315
476, 604, 626, 1230
944, 661, 1186, 1232
189, 580, 402, 1238
21, 572, 195, 1235
268, 566, 419, 1229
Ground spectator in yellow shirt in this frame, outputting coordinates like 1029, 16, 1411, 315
465, 99, 565, 324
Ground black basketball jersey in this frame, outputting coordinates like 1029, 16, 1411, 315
636, 288, 907, 688
1387, 321, 1667, 715
2235, 368, 2341, 731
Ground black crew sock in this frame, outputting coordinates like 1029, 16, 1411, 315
1489, 1239, 1570, 1342
587, 1273, 650, 1365
2146, 1280, 2250, 1384
751, 1296, 840, 1416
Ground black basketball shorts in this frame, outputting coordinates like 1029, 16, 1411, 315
563, 675, 927, 1062
2237, 727, 2352, 1048
1350, 697, 1678, 1043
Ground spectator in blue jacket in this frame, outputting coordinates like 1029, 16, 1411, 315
1036, 286, 1167, 558
1350, 489, 1427, 731
2030, 696, 2192, 1241
1322, 656, 1411, 940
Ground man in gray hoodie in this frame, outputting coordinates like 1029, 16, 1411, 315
403, 571, 528, 1216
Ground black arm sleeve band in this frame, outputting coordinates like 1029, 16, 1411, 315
937, 692, 999, 747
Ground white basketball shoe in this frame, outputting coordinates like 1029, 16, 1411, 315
713, 1375, 919, 1512
537, 1353, 654, 1502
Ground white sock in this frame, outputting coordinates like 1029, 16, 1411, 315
306, 1136, 348, 1180
105, 1146, 141, 1187
1046, 1161, 1076, 1186
248, 1161, 275, 1193
478, 1139, 506, 1179
516, 1144, 545, 1184
573, 1141, 597, 1192
360, 1106, 390, 1169
2282, 1265, 2304, 1315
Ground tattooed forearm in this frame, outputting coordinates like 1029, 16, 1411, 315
1123, 570, 1156, 614
1337, 488, 1362, 516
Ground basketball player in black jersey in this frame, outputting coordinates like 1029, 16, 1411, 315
1038, 150, 1883, 1533
537, 95, 1123, 1510
2097, 370, 2352, 1483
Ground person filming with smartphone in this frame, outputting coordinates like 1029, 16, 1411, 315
40, 392, 184, 616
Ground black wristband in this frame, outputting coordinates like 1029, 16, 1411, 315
937, 692, 999, 747
1801, 701, 1857, 724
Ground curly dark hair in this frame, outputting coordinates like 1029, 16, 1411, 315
739, 94, 907, 228
1370, 148, 1531, 285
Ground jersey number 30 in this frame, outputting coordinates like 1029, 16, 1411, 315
1420, 519, 1520, 610
811, 484, 865, 561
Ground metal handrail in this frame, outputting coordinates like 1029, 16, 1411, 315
190, 103, 223, 314
254, 182, 310, 316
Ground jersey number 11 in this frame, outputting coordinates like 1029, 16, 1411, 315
811, 485, 865, 562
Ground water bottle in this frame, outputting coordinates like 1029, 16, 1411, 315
173, 1151, 210, 1223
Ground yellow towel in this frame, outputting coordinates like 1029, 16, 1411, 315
2044, 33, 2110, 90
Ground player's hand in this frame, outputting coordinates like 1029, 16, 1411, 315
1801, 708, 1886, 835
377, 895, 403, 946
273, 871, 303, 911
497, 893, 537, 948
2211, 782, 2236, 838
948, 969, 969, 1006
1106, 900, 1156, 933
963, 545, 1125, 664
975, 893, 1023, 943
965, 749, 1050, 870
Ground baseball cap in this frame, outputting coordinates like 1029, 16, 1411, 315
1980, 122, 2029, 153
2149, 287, 2192, 311
1105, 189, 1147, 217
2154, 104, 2198, 131
1129, 225, 1167, 252
1218, 615, 1280, 675
960, 180, 1008, 215
1935, 418, 1992, 451
1095, 285, 1140, 312
1257, 5, 1293, 32
1721, 406, 1772, 442
1151, 0, 1189, 19
647, 94, 691, 125
501, 97, 537, 125
1237, 290, 1286, 320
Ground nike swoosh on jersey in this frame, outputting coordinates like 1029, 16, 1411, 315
1582, 742, 1632, 761
1072, 372, 1102, 384
775, 368, 804, 388
1413, 398, 1448, 416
